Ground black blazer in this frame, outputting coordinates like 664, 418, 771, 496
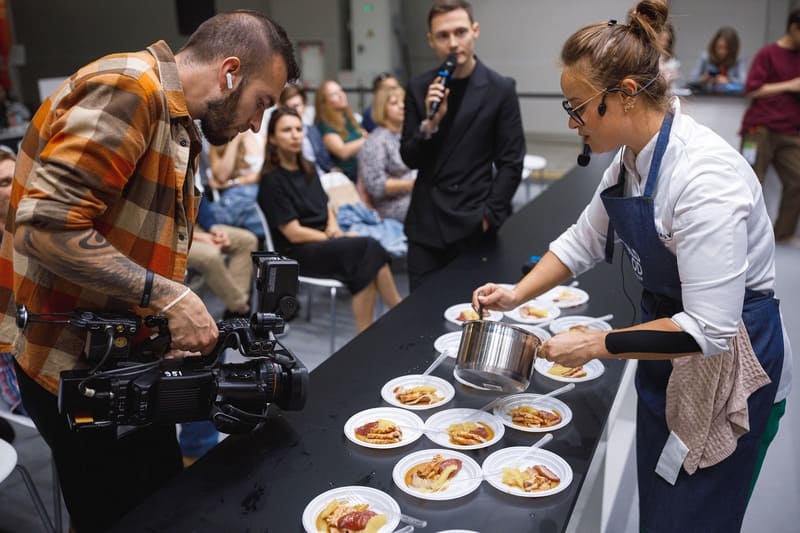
400, 59, 524, 249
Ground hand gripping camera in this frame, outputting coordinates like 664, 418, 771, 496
17, 252, 308, 434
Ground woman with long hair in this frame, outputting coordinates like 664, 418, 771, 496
314, 80, 367, 182
689, 26, 746, 90
474, 1, 789, 530
258, 107, 401, 333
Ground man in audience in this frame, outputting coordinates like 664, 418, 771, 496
362, 72, 400, 132
0, 11, 298, 531
740, 8, 800, 244
400, 0, 525, 290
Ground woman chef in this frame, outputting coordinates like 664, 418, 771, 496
472, 1, 791, 531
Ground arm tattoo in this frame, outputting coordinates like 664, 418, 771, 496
16, 226, 180, 305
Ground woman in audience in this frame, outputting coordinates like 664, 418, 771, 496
208, 130, 266, 239
358, 86, 416, 222
314, 80, 366, 182
688, 26, 746, 91
279, 85, 336, 177
258, 107, 402, 332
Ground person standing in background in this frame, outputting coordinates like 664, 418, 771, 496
740, 9, 800, 245
401, 0, 524, 291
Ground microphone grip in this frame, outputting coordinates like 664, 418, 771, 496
577, 144, 591, 167
427, 99, 441, 120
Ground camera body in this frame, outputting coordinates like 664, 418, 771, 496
19, 252, 309, 433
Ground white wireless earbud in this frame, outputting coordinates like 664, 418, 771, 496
226, 72, 233, 89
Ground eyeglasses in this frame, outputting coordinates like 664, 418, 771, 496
561, 88, 606, 126
561, 75, 660, 126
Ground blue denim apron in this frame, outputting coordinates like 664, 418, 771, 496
600, 112, 784, 532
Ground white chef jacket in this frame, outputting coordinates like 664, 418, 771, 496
549, 99, 792, 401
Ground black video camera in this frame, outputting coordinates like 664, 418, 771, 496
18, 252, 308, 434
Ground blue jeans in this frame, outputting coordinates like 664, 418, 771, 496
179, 421, 218, 458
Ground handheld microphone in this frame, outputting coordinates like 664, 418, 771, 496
427, 53, 457, 120
577, 143, 591, 167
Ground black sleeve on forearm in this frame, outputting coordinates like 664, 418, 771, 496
605, 330, 702, 355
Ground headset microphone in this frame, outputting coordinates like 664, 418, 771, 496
577, 143, 591, 167
427, 53, 457, 120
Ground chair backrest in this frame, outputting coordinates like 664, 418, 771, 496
253, 204, 277, 252
319, 171, 361, 215
0, 438, 17, 483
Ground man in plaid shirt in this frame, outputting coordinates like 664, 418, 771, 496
0, 11, 298, 531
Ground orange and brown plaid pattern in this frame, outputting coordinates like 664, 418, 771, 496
0, 41, 203, 394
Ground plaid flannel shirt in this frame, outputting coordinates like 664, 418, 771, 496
0, 41, 202, 394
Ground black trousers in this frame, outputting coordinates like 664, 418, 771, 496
15, 361, 183, 532
407, 227, 487, 292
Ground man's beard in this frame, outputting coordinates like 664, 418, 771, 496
201, 79, 246, 146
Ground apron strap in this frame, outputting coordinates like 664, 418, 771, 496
604, 163, 627, 264
643, 111, 675, 198
604, 111, 675, 263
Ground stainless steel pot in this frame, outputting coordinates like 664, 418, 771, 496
454, 320, 542, 392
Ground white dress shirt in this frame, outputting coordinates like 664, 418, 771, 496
549, 100, 791, 399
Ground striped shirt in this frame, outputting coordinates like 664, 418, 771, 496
0, 41, 202, 394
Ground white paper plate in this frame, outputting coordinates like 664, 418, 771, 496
381, 375, 455, 411
443, 303, 503, 325
392, 449, 482, 501
451, 368, 493, 391
548, 315, 612, 334
301, 485, 400, 533
423, 408, 505, 450
433, 331, 462, 357
535, 358, 605, 383
503, 300, 560, 325
493, 394, 572, 433
541, 286, 590, 308
512, 324, 552, 342
481, 446, 573, 498
344, 407, 425, 449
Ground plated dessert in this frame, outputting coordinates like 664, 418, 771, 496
316, 499, 387, 533
423, 408, 505, 449
493, 394, 573, 433
380, 375, 455, 411
343, 407, 424, 449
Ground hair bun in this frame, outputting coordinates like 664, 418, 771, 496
628, 0, 669, 40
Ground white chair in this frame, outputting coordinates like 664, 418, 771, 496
0, 411, 62, 533
521, 154, 548, 201
253, 205, 344, 355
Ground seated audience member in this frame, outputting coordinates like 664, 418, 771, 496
657, 21, 682, 91
314, 80, 367, 183
0, 147, 20, 443
258, 107, 402, 332
0, 85, 30, 129
208, 130, 266, 239
280, 85, 336, 176
688, 26, 746, 92
358, 86, 416, 222
362, 72, 400, 133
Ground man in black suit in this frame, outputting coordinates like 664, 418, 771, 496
401, 0, 524, 291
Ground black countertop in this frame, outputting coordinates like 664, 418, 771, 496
113, 152, 639, 533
